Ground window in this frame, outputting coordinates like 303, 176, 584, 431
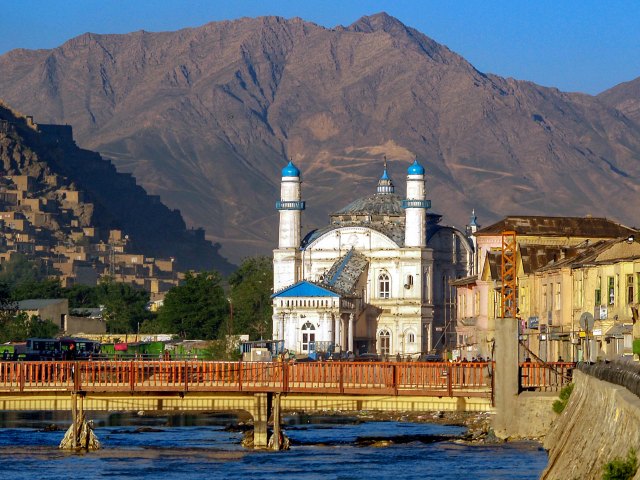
543, 284, 548, 311
555, 283, 561, 310
301, 321, 315, 352
379, 329, 391, 355
628, 275, 634, 304
595, 277, 602, 306
407, 332, 416, 343
379, 272, 390, 298
608, 276, 615, 305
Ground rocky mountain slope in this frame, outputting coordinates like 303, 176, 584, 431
598, 76, 640, 124
1, 13, 639, 261
0, 102, 233, 274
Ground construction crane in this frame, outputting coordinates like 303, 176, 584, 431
501, 230, 517, 318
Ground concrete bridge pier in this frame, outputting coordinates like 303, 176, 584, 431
59, 392, 100, 451
252, 393, 270, 449
492, 316, 519, 438
251, 392, 285, 450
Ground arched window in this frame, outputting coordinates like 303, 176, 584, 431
379, 329, 391, 355
408, 332, 415, 344
301, 321, 315, 352
379, 273, 390, 299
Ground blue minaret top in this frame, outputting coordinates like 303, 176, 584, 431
407, 159, 425, 175
282, 160, 301, 177
377, 157, 395, 194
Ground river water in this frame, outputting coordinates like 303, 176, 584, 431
0, 414, 547, 479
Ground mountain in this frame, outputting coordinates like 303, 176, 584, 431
0, 102, 234, 274
598, 77, 640, 124
1, 13, 639, 262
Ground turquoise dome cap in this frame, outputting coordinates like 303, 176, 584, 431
407, 159, 425, 175
282, 160, 300, 177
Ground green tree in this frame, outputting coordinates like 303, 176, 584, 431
94, 280, 151, 333
64, 284, 99, 309
11, 278, 64, 301
0, 254, 45, 288
0, 312, 58, 342
228, 256, 273, 340
27, 315, 60, 338
155, 271, 227, 339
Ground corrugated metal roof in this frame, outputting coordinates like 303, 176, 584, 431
322, 248, 369, 296
519, 245, 570, 274
477, 216, 638, 238
271, 281, 340, 298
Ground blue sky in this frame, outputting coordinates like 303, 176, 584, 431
1, 0, 638, 95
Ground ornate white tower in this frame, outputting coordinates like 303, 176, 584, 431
273, 160, 305, 291
403, 159, 430, 247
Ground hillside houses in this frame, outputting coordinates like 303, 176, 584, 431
0, 173, 182, 299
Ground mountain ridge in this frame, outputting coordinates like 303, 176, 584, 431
0, 13, 639, 262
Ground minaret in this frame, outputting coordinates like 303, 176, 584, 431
274, 160, 305, 291
468, 209, 479, 275
403, 159, 430, 247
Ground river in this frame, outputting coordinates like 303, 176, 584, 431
0, 413, 547, 479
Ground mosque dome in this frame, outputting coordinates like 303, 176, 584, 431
407, 159, 425, 175
281, 160, 300, 177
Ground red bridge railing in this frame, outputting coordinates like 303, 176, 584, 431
519, 361, 575, 392
0, 361, 573, 395
0, 361, 493, 397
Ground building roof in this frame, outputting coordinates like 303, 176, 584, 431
477, 216, 638, 238
450, 275, 478, 287
16, 299, 67, 310
333, 192, 405, 216
271, 280, 340, 298
537, 237, 640, 271
605, 324, 633, 338
519, 245, 576, 274
322, 248, 369, 296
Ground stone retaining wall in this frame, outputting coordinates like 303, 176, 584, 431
542, 369, 640, 480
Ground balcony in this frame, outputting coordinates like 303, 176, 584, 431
459, 317, 477, 327
276, 200, 306, 211
401, 199, 431, 209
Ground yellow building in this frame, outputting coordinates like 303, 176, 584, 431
523, 237, 640, 362
453, 216, 637, 360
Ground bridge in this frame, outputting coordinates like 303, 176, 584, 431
0, 360, 572, 449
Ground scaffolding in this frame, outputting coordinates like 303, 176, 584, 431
501, 231, 517, 318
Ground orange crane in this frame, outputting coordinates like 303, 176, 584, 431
501, 231, 517, 318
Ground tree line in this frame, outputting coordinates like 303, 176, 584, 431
0, 254, 273, 343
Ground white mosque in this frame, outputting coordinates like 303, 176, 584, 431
271, 159, 473, 357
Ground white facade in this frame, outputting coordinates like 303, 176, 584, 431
272, 160, 472, 357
